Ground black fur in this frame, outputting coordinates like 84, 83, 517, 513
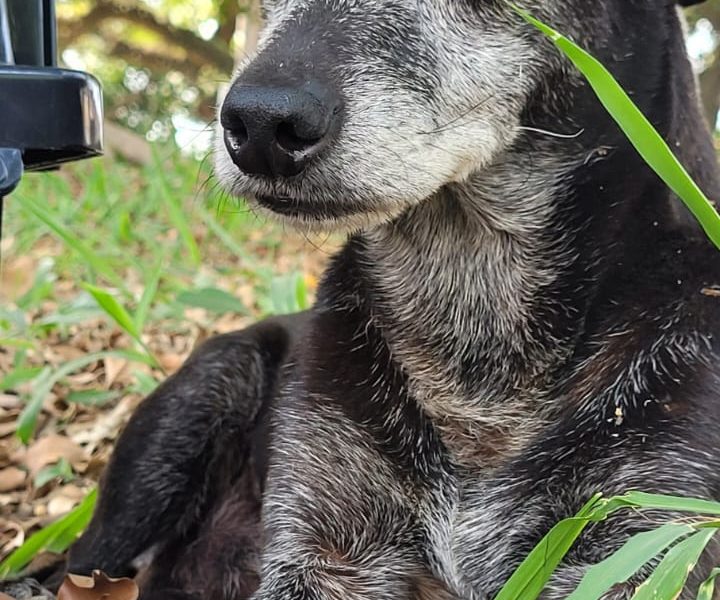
44, 1, 720, 599
67, 314, 307, 598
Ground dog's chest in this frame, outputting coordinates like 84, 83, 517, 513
413, 383, 548, 471
423, 472, 527, 600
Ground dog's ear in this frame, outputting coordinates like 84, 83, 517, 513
677, 0, 707, 5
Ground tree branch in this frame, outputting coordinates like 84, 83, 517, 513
700, 55, 720, 131
58, 0, 234, 74
109, 41, 197, 77
687, 3, 720, 129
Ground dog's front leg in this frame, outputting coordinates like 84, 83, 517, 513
67, 314, 307, 579
250, 560, 417, 600
247, 502, 428, 600
249, 397, 435, 600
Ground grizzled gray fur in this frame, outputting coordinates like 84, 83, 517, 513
64, 0, 720, 599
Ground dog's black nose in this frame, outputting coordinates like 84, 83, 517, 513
221, 84, 341, 178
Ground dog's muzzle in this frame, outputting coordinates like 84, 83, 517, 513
221, 81, 343, 180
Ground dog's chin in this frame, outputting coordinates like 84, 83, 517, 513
254, 194, 348, 219
249, 193, 407, 233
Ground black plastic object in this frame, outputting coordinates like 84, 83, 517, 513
0, 67, 104, 170
0, 148, 22, 198
0, 0, 103, 172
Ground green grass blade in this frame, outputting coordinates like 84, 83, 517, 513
18, 195, 124, 286
15, 366, 53, 444
697, 567, 720, 600
0, 365, 45, 392
34, 457, 74, 489
631, 529, 717, 600
0, 338, 35, 350
81, 283, 141, 342
16, 350, 151, 443
495, 517, 593, 600
134, 259, 164, 332
151, 148, 201, 266
270, 273, 307, 315
81, 284, 160, 368
494, 492, 718, 600
567, 523, 696, 600
176, 287, 247, 314
0, 488, 97, 577
66, 389, 120, 406
494, 495, 606, 600
513, 5, 720, 251
199, 206, 248, 258
621, 492, 720, 516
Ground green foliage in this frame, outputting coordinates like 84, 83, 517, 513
15, 350, 153, 444
0, 489, 98, 577
268, 273, 310, 315
496, 492, 720, 600
513, 5, 720, 251
632, 529, 716, 600
57, 0, 237, 136
1, 144, 309, 446
80, 282, 160, 368
34, 458, 75, 489
566, 523, 696, 599
176, 287, 248, 314
697, 568, 720, 600
494, 13, 720, 598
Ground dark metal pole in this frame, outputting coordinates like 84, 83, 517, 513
0, 0, 14, 65
0, 148, 23, 261
7, 0, 45, 67
0, 0, 17, 257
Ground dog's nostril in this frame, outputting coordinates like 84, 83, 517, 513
276, 121, 322, 154
225, 121, 249, 151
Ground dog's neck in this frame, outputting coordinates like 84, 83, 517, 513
360, 145, 577, 411
336, 6, 720, 414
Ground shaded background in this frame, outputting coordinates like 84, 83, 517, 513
55, 0, 720, 160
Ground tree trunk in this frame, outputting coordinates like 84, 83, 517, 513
700, 56, 720, 131
687, 3, 720, 131
234, 0, 262, 67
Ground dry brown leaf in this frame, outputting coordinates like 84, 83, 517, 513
0, 420, 18, 439
0, 591, 15, 600
0, 394, 21, 410
103, 357, 129, 388
68, 396, 139, 455
81, 449, 110, 479
0, 467, 26, 493
0, 255, 35, 301
67, 371, 102, 387
183, 307, 208, 324
58, 572, 139, 600
158, 352, 184, 374
47, 495, 78, 517
23, 435, 86, 477
53, 345, 87, 363
0, 520, 24, 556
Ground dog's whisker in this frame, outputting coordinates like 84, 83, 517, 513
518, 126, 585, 139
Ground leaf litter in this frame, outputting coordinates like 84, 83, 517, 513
0, 157, 334, 596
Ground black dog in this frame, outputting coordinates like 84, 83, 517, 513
65, 0, 720, 598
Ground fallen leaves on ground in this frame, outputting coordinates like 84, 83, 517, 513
0, 191, 333, 568
58, 572, 138, 600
